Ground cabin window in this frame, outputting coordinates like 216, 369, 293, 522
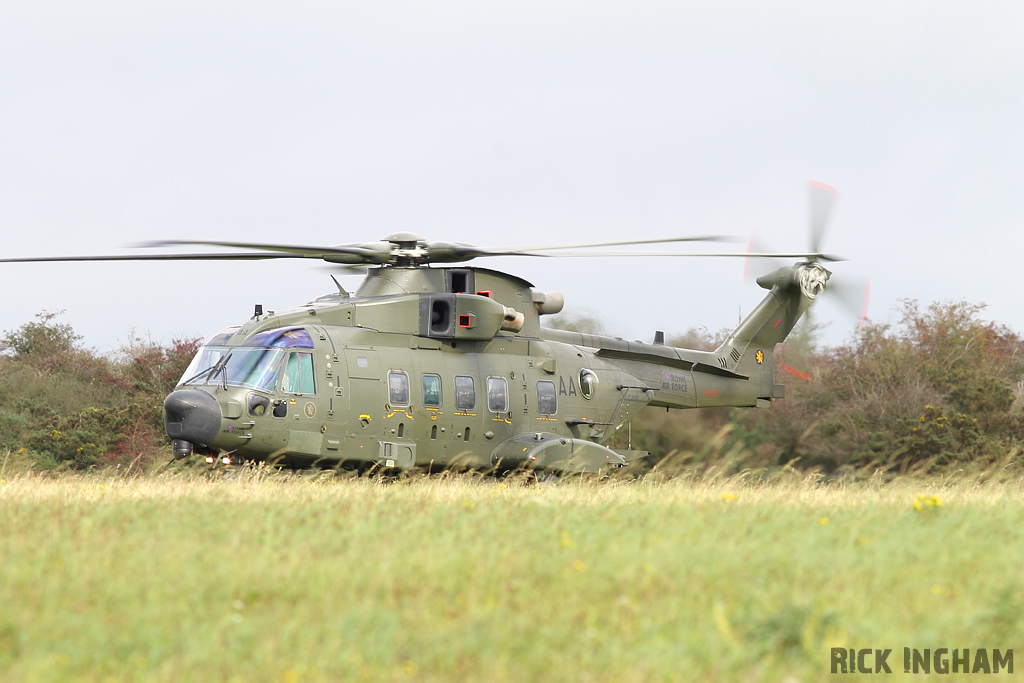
281, 352, 315, 395
388, 372, 410, 405
422, 375, 442, 407
579, 369, 599, 400
455, 376, 475, 411
487, 377, 508, 413
537, 381, 557, 415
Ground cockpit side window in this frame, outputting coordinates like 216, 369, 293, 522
281, 352, 315, 395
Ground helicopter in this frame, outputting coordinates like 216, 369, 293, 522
2, 183, 858, 474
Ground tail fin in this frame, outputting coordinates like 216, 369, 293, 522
712, 262, 830, 377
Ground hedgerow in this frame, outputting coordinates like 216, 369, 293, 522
3, 302, 1023, 476
0, 311, 199, 473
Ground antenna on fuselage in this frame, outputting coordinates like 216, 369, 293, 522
330, 275, 350, 298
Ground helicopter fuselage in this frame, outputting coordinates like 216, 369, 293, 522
164, 263, 814, 473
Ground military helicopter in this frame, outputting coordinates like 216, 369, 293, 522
3, 183, 857, 474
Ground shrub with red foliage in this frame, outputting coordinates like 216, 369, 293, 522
0, 312, 202, 472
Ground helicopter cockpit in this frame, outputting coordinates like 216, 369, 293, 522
179, 326, 316, 396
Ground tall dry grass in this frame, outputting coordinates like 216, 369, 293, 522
1, 468, 1022, 681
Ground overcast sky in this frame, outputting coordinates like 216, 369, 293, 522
1, 1, 1021, 354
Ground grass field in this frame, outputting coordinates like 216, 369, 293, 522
1, 466, 1022, 682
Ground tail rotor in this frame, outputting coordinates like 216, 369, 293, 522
746, 181, 869, 327
747, 181, 870, 379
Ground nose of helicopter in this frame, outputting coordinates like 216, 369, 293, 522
164, 389, 222, 450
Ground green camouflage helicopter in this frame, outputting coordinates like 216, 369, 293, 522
3, 183, 860, 474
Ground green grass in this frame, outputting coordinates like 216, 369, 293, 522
1, 469, 1022, 682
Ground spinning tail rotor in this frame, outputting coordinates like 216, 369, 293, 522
745, 181, 869, 328
741, 182, 870, 380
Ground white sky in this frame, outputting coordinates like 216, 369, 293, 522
1, 1, 1021, 353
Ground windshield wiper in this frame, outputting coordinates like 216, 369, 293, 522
182, 352, 233, 387
209, 352, 233, 390
182, 365, 216, 386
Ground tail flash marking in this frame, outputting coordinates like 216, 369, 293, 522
774, 319, 782, 328
780, 360, 812, 381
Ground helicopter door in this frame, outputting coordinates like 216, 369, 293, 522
345, 350, 383, 447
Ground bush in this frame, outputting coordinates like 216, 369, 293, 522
0, 310, 82, 363
0, 312, 201, 472
726, 300, 1024, 472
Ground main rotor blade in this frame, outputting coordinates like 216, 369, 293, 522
484, 235, 737, 254
808, 180, 838, 254
0, 252, 309, 263
530, 250, 845, 260
139, 239, 388, 259
420, 235, 739, 264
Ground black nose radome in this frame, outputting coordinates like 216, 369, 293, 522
164, 389, 222, 447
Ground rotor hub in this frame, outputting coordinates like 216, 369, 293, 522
384, 233, 429, 265
797, 262, 831, 299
